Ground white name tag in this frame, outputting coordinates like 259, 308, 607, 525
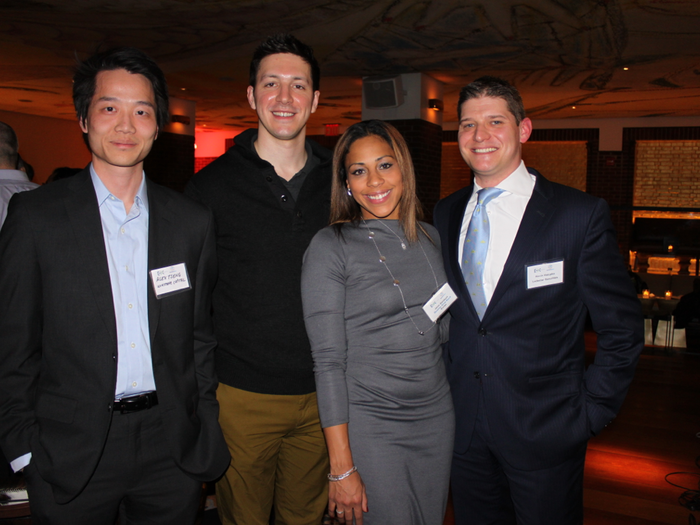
423, 282, 458, 323
526, 260, 564, 289
150, 263, 191, 298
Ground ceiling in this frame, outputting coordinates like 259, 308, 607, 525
2, 0, 700, 135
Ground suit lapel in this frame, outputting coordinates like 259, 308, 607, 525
65, 170, 118, 344
485, 170, 556, 317
447, 185, 480, 318
146, 180, 173, 343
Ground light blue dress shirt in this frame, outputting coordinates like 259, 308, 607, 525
91, 165, 157, 399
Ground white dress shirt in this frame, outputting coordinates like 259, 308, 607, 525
458, 161, 536, 303
0, 169, 39, 226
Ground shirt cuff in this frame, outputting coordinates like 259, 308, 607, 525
10, 452, 31, 473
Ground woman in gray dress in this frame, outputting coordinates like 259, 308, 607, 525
301, 120, 454, 525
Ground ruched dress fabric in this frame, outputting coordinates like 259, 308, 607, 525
302, 220, 454, 525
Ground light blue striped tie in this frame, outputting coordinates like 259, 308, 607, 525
461, 187, 504, 319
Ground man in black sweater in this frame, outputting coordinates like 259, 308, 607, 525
185, 34, 331, 525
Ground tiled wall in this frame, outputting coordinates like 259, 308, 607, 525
521, 142, 587, 192
440, 142, 471, 198
634, 140, 700, 208
195, 157, 217, 173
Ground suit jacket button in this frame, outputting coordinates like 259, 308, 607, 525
474, 371, 480, 379
478, 328, 487, 336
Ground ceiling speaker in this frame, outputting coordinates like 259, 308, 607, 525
363, 76, 404, 109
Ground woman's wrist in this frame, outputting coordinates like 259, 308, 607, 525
328, 457, 355, 475
327, 465, 357, 481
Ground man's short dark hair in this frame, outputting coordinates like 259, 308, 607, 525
0, 121, 19, 169
457, 76, 526, 124
249, 34, 320, 92
73, 47, 170, 130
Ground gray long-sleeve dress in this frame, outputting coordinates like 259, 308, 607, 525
302, 219, 454, 525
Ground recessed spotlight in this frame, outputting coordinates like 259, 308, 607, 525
428, 98, 443, 111
181, 87, 186, 91
572, 106, 576, 109
171, 114, 190, 125
623, 67, 629, 71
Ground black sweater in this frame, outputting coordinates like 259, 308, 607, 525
185, 129, 332, 395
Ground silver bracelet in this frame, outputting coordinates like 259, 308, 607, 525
327, 465, 357, 481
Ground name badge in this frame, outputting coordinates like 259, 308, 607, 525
526, 260, 564, 289
150, 263, 191, 298
423, 282, 458, 323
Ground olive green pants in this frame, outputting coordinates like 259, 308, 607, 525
215, 383, 329, 525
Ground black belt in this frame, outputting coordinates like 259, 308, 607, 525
113, 392, 158, 414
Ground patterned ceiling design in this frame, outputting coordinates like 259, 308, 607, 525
1, 0, 699, 132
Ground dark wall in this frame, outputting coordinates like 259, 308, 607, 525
388, 119, 443, 224
144, 131, 195, 192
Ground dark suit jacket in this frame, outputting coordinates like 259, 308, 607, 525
433, 168, 643, 470
0, 169, 230, 503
